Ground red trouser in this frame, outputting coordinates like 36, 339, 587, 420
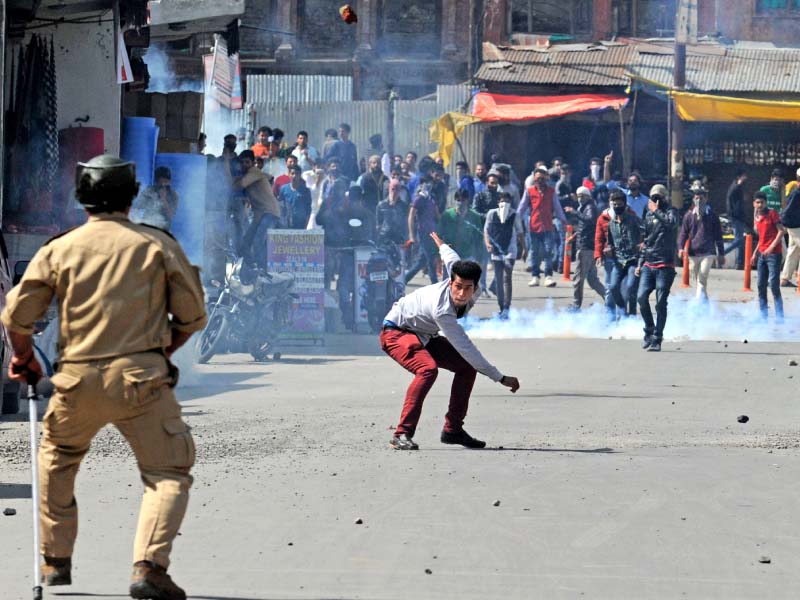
379, 328, 477, 438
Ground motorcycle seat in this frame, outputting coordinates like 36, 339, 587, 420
260, 272, 294, 290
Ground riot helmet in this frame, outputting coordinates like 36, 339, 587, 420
75, 154, 139, 213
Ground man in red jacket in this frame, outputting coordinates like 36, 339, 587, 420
519, 167, 566, 288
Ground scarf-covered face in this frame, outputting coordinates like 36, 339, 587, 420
498, 199, 513, 223
770, 177, 782, 191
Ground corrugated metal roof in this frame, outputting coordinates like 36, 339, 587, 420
477, 43, 800, 94
246, 75, 353, 103
630, 48, 800, 93
476, 45, 636, 87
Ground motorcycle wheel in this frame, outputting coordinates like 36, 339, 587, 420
196, 312, 230, 364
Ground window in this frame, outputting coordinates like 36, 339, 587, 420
510, 0, 592, 35
377, 0, 442, 57
612, 0, 678, 36
756, 0, 800, 14
297, 0, 356, 57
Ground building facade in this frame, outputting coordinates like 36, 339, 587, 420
484, 0, 800, 46
239, 0, 475, 100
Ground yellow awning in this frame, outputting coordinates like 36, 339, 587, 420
429, 112, 482, 167
671, 91, 800, 122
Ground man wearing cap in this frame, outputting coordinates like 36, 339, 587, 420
636, 185, 680, 352
678, 181, 725, 301
567, 186, 605, 310
2, 155, 206, 599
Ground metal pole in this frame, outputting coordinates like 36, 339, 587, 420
28, 384, 43, 600
670, 1, 690, 209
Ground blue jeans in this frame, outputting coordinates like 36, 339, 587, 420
637, 266, 676, 341
528, 231, 555, 277
724, 219, 745, 268
404, 235, 438, 284
757, 253, 784, 320
554, 219, 566, 272
605, 259, 638, 318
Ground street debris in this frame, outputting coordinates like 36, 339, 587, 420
737, 415, 750, 423
3, 508, 16, 516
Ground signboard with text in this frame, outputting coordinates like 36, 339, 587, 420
267, 230, 325, 336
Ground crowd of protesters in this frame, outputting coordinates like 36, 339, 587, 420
193, 121, 800, 340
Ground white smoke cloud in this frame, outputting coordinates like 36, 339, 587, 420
464, 297, 794, 343
144, 44, 203, 94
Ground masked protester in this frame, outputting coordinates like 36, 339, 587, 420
760, 168, 785, 212
1, 155, 206, 599
519, 167, 567, 288
595, 189, 642, 320
636, 185, 680, 352
382, 231, 520, 450
724, 169, 748, 270
567, 186, 605, 310
483, 192, 524, 319
753, 191, 787, 322
376, 179, 409, 247
677, 181, 725, 302
438, 189, 484, 265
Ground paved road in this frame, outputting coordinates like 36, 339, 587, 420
2, 265, 800, 599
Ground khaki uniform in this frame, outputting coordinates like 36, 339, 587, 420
1, 213, 207, 568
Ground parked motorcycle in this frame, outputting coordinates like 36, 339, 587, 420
197, 258, 296, 363
361, 240, 405, 333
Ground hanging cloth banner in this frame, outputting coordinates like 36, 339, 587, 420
117, 29, 133, 84
671, 90, 800, 122
471, 92, 628, 122
429, 112, 482, 167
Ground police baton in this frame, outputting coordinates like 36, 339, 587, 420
13, 365, 51, 600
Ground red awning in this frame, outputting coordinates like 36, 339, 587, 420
471, 92, 628, 122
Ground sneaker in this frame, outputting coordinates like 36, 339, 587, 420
528, 277, 540, 287
130, 561, 186, 600
389, 434, 419, 450
544, 277, 557, 288
642, 335, 652, 350
780, 279, 795, 288
42, 556, 71, 586
440, 429, 486, 449
647, 340, 662, 352
498, 308, 510, 320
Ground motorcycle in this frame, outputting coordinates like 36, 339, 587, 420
196, 257, 296, 363
361, 239, 405, 333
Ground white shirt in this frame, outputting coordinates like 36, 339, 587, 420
384, 244, 503, 382
292, 145, 319, 172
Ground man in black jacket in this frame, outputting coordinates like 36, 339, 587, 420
636, 185, 680, 352
568, 186, 605, 310
724, 169, 747, 270
780, 179, 800, 287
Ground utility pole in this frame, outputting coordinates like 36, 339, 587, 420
670, 0, 697, 209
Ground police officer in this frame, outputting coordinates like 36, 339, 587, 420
2, 155, 207, 599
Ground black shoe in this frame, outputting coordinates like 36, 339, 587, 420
42, 556, 71, 586
440, 429, 486, 449
390, 434, 419, 450
642, 335, 652, 350
647, 340, 661, 352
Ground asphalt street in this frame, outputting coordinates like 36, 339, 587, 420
2, 265, 800, 599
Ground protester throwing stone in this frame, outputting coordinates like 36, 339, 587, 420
2, 155, 207, 599
381, 232, 520, 450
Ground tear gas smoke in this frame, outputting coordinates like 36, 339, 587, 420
144, 44, 203, 94
464, 297, 794, 343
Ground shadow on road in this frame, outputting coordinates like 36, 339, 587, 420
477, 392, 650, 399
54, 594, 359, 600
425, 447, 618, 454
0, 482, 31, 498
